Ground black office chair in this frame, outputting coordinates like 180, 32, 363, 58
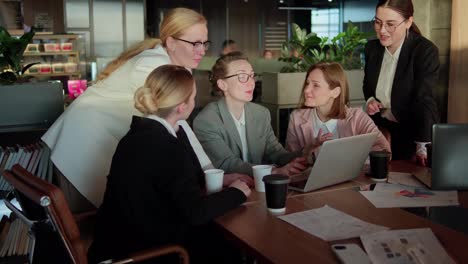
3, 164, 189, 264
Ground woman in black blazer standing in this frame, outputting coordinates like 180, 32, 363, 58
88, 65, 251, 264
363, 0, 439, 165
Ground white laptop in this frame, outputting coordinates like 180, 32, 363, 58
289, 132, 378, 192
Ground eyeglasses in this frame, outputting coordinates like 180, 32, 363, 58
173, 37, 211, 51
222, 72, 257, 83
372, 17, 407, 33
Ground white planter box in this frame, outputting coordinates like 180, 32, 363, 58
262, 72, 306, 105
346, 69, 365, 106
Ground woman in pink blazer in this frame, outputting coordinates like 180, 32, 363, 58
286, 62, 390, 157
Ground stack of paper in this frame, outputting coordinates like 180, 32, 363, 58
360, 228, 455, 264
278, 205, 389, 241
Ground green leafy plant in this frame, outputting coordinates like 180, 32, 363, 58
0, 26, 37, 85
279, 22, 373, 72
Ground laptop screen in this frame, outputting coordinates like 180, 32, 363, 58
432, 124, 468, 190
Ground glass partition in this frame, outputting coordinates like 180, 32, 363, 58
93, 0, 124, 57
65, 0, 90, 28
125, 0, 145, 47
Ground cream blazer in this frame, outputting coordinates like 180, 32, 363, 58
42, 45, 212, 207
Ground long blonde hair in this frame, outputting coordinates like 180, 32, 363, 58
96, 8, 206, 82
134, 65, 194, 117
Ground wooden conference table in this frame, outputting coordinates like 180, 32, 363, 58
215, 161, 468, 263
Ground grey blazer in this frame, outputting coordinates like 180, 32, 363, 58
193, 98, 300, 176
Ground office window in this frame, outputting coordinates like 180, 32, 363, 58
65, 0, 90, 28
125, 0, 145, 48
93, 0, 124, 57
342, 0, 376, 35
311, 8, 340, 40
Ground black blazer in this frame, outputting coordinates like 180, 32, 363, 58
363, 31, 440, 141
88, 116, 246, 263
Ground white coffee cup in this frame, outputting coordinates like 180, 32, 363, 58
252, 165, 273, 192
204, 169, 224, 194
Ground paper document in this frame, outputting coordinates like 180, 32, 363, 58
278, 205, 388, 241
360, 228, 455, 264
360, 183, 459, 208
388, 172, 426, 188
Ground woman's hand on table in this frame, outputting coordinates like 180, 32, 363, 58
273, 157, 308, 177
224, 173, 254, 187
230, 180, 251, 197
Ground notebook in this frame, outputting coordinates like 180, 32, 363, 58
413, 123, 468, 190
289, 132, 378, 192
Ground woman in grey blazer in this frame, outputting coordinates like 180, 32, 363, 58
193, 52, 307, 177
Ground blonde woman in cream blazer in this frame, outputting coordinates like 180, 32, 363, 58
41, 8, 215, 210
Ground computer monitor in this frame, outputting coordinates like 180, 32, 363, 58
432, 123, 468, 190
0, 81, 64, 133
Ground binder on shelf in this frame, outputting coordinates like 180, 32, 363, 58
26, 145, 38, 172
0, 142, 53, 192
0, 148, 4, 168
0, 150, 8, 171
0, 216, 9, 247
30, 145, 43, 175
15, 147, 26, 170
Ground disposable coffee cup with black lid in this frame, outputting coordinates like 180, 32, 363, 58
263, 174, 290, 215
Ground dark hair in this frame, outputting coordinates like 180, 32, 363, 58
222, 39, 236, 48
210, 51, 249, 92
298, 62, 349, 119
376, 0, 421, 35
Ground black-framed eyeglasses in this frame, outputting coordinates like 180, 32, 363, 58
372, 17, 407, 33
173, 37, 211, 51
222, 72, 257, 83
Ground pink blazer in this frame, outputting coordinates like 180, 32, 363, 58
286, 107, 391, 153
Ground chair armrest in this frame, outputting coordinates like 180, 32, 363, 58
73, 209, 97, 223
111, 244, 189, 264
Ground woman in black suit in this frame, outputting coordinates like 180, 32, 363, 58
363, 0, 439, 165
88, 65, 251, 264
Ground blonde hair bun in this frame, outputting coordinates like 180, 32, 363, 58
134, 65, 194, 117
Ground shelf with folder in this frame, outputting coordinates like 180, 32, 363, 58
23, 72, 81, 78
23, 51, 79, 56
20, 33, 82, 81
29, 34, 79, 40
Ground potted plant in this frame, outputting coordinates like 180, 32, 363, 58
262, 23, 372, 106
279, 22, 370, 71
0, 26, 37, 85
0, 27, 64, 133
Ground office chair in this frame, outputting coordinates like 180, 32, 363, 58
3, 164, 189, 264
